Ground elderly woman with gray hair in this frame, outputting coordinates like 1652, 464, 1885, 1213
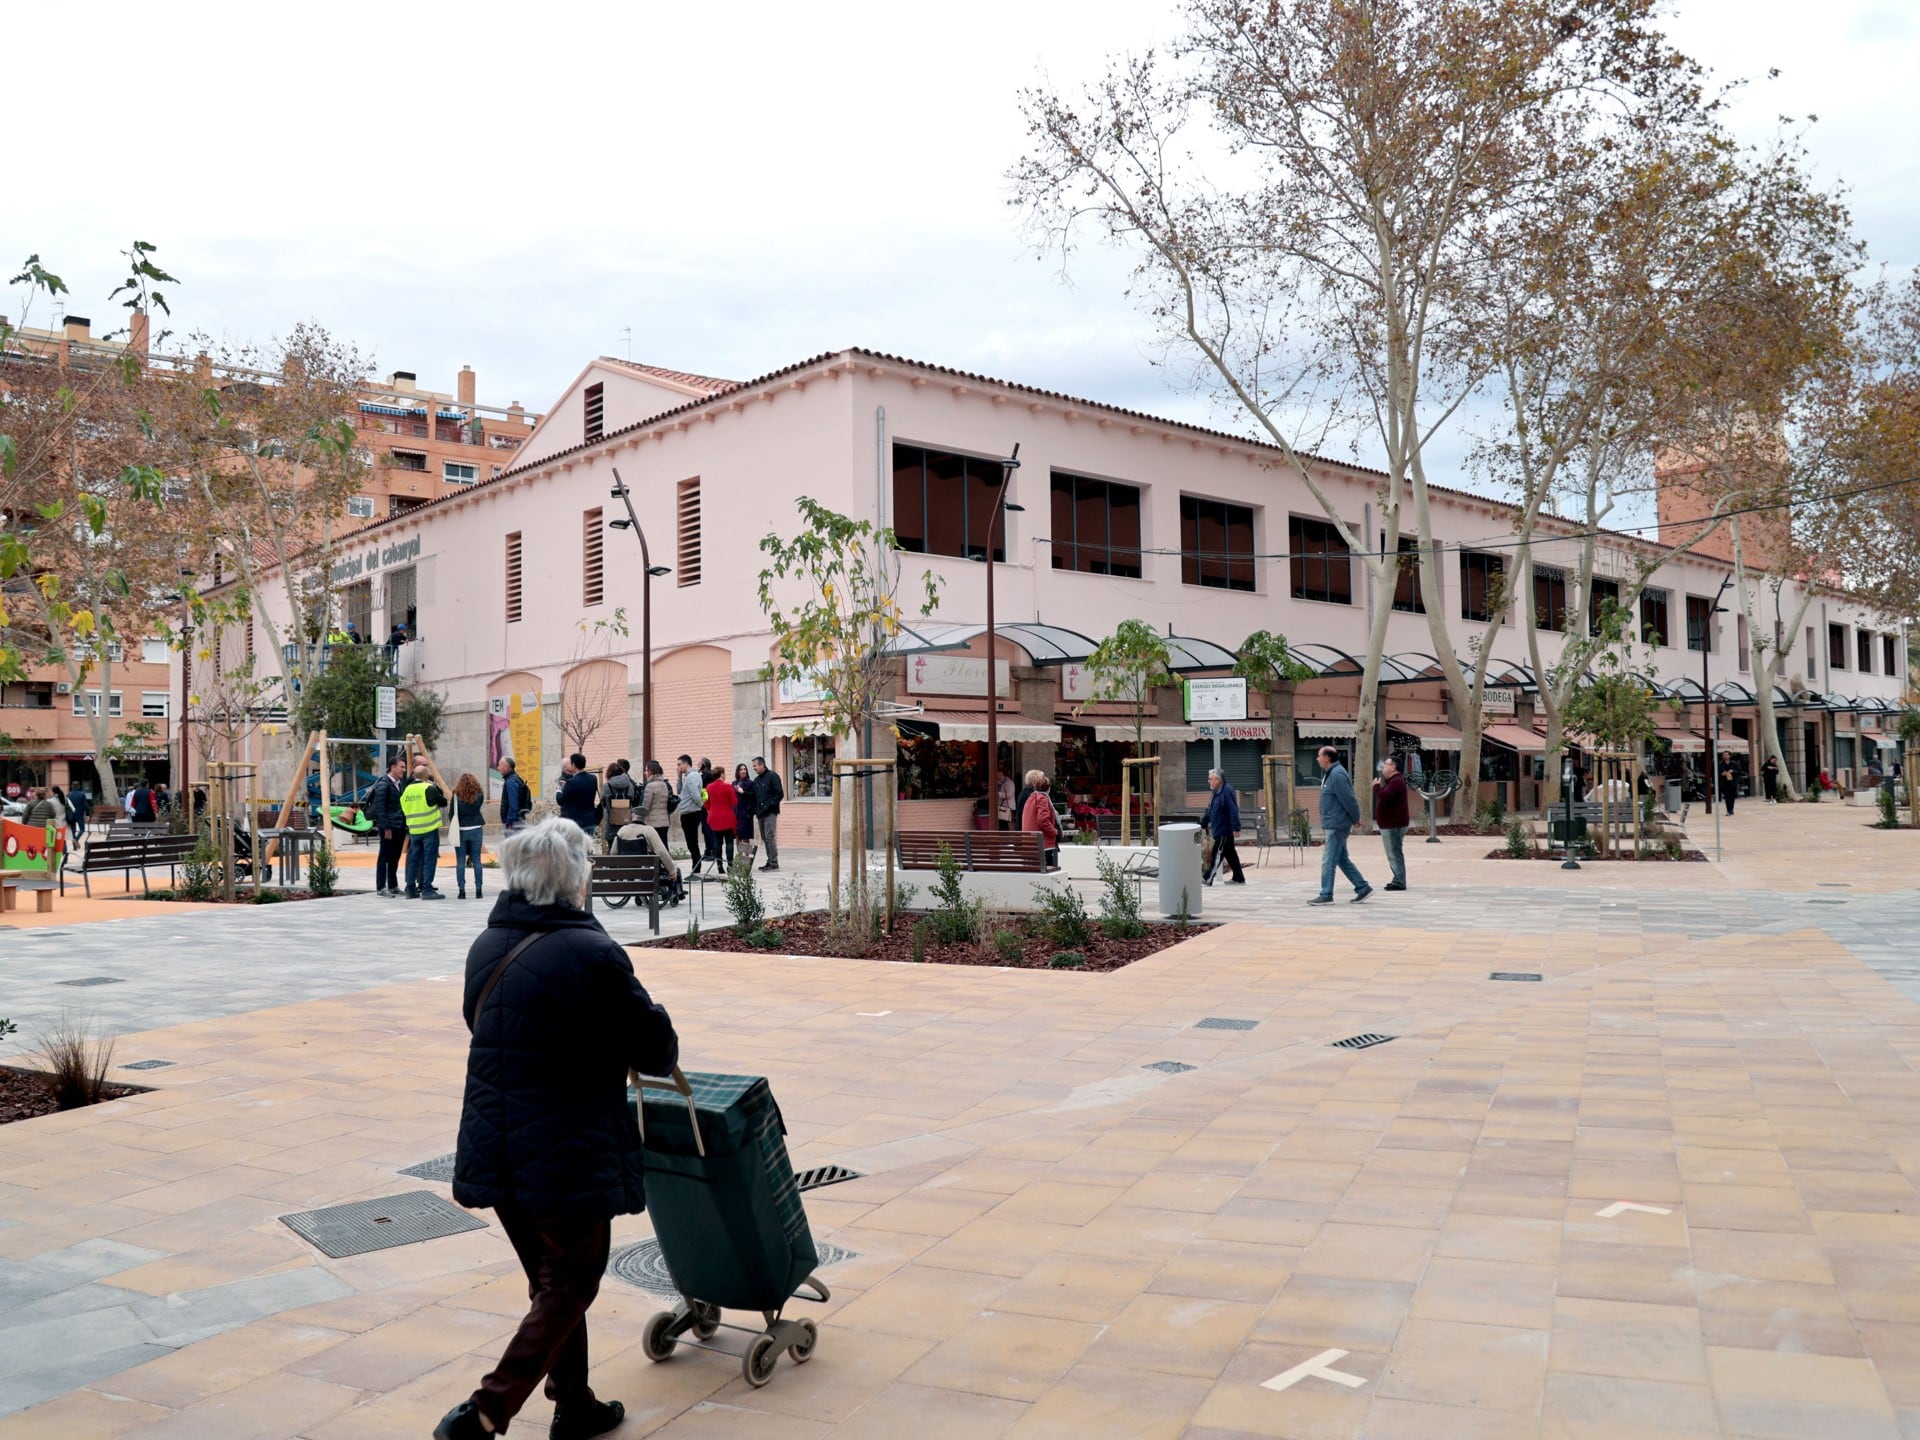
438, 818, 679, 1440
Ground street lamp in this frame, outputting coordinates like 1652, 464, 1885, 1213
1701, 573, 1732, 862
984, 444, 1022, 828
608, 470, 671, 765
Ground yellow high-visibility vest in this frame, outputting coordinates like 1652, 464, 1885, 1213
400, 780, 442, 836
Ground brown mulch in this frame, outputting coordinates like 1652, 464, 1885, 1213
630, 910, 1214, 973
137, 889, 332, 904
1484, 849, 1708, 862
0, 1067, 139, 1128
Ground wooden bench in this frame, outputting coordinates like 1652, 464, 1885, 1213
1542, 801, 1646, 846
896, 830, 1053, 873
586, 853, 662, 933
0, 872, 57, 913
62, 834, 201, 897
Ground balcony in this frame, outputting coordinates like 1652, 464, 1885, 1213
0, 707, 62, 742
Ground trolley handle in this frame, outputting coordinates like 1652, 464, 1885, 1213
631, 1066, 707, 1159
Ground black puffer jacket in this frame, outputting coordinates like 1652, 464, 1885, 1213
452, 893, 678, 1219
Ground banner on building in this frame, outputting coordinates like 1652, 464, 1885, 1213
488, 693, 543, 779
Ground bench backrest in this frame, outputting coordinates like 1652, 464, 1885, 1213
589, 853, 661, 895
77, 838, 152, 867
145, 835, 202, 860
896, 830, 1048, 872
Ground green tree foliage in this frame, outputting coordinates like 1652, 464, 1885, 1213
1078, 618, 1175, 751
291, 643, 392, 771
1556, 602, 1662, 754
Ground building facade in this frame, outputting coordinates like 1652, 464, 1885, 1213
218, 348, 1910, 837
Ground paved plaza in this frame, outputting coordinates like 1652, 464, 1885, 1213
2, 801, 1919, 1437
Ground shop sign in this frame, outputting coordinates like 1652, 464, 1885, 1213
1184, 677, 1248, 722
777, 670, 829, 705
1482, 687, 1516, 716
375, 686, 397, 731
1062, 663, 1092, 702
329, 534, 422, 585
907, 655, 1010, 698
1194, 722, 1271, 741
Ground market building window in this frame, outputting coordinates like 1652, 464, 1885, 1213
1534, 566, 1568, 632
386, 565, 418, 638
1858, 628, 1874, 674
1641, 588, 1670, 647
1885, 634, 1898, 676
789, 734, 835, 799
1289, 515, 1351, 604
1385, 535, 1424, 613
1050, 471, 1143, 577
1589, 576, 1620, 634
1460, 552, 1505, 623
896, 733, 1008, 800
1184, 739, 1263, 794
1180, 495, 1254, 590
1293, 738, 1349, 787
342, 580, 372, 638
1828, 622, 1849, 671
1738, 614, 1750, 672
1686, 595, 1714, 653
893, 443, 1008, 561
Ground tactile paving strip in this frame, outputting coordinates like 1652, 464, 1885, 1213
280, 1191, 485, 1258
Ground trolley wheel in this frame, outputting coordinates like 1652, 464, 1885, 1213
641, 1310, 678, 1362
603, 893, 631, 908
692, 1301, 721, 1340
743, 1333, 778, 1388
789, 1317, 818, 1364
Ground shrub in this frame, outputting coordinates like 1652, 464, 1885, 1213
1289, 809, 1312, 847
306, 840, 338, 898
890, 880, 920, 912
1033, 882, 1092, 950
722, 857, 768, 937
923, 843, 983, 944
0, 1018, 16, 1045
685, 915, 702, 950
252, 888, 286, 904
1472, 798, 1507, 834
1173, 887, 1192, 928
1094, 854, 1149, 939
910, 919, 929, 964
975, 918, 1025, 964
1664, 834, 1684, 860
1049, 951, 1085, 968
776, 874, 809, 918
1504, 820, 1532, 859
1878, 783, 1899, 829
746, 927, 786, 949
177, 840, 220, 901
36, 1017, 115, 1111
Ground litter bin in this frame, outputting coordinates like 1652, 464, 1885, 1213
1157, 821, 1203, 918
1663, 780, 1682, 813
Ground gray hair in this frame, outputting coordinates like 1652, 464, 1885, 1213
499, 816, 592, 908
1208, 768, 1223, 782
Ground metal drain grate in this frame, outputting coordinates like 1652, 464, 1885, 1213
56, 976, 124, 987
1489, 972, 1542, 982
120, 1059, 175, 1071
1195, 1017, 1258, 1031
280, 1191, 486, 1259
1142, 1060, 1197, 1075
399, 1154, 459, 1183
794, 1165, 864, 1192
1330, 1033, 1395, 1050
609, 1236, 858, 1297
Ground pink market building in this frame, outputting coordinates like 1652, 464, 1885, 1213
214, 349, 1909, 837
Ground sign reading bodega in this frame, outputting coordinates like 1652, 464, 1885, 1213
330, 535, 422, 585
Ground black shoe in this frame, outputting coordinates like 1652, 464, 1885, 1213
1227, 877, 1246, 885
476, 888, 483, 899
404, 890, 420, 899
1384, 881, 1406, 891
422, 890, 447, 901
433, 1401, 488, 1440
760, 863, 779, 871
1308, 895, 1334, 905
551, 1397, 624, 1440
1351, 887, 1373, 903
456, 891, 465, 900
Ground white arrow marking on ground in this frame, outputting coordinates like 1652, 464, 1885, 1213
1260, 1348, 1367, 1393
856, 1011, 893, 1018
1595, 1202, 1672, 1219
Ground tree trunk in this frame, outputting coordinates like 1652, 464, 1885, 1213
1353, 590, 1393, 835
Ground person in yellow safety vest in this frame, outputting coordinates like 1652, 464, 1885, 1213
400, 760, 449, 900
326, 626, 349, 646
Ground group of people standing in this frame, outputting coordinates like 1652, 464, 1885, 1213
557, 752, 787, 875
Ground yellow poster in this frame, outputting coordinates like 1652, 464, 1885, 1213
508, 692, 542, 777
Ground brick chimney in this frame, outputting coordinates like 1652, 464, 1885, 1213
389, 370, 416, 393
63, 315, 91, 342
508, 401, 525, 424
128, 310, 150, 365
458, 366, 475, 407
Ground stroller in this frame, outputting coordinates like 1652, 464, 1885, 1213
613, 823, 685, 907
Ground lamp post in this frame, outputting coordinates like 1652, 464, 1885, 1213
608, 470, 672, 766
1701, 573, 1732, 862
985, 444, 1022, 829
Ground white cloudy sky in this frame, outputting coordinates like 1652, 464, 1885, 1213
5, 0, 1915, 495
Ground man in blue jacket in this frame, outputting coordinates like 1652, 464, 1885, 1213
1309, 745, 1372, 905
1201, 768, 1245, 884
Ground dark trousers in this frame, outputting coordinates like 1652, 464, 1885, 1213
405, 829, 441, 895
711, 827, 735, 870
472, 1206, 611, 1429
1208, 832, 1245, 883
681, 814, 704, 869
375, 830, 405, 891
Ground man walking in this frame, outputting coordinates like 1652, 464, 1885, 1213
751, 756, 783, 871
1200, 768, 1245, 885
1372, 755, 1411, 892
497, 756, 532, 833
367, 755, 409, 898
402, 759, 449, 899
556, 754, 600, 836
675, 756, 706, 872
1308, 746, 1371, 905
126, 779, 156, 825
1761, 753, 1780, 804
1719, 757, 1738, 816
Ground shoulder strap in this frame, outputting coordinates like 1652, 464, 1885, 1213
474, 930, 550, 1020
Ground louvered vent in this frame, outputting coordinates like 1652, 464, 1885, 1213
584, 382, 605, 443
583, 508, 604, 607
677, 478, 701, 587
505, 532, 523, 623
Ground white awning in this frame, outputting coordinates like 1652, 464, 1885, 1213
1876, 735, 1900, 749
1091, 724, 1199, 743
899, 712, 1062, 743
765, 716, 827, 739
1658, 729, 1704, 753
1388, 722, 1464, 751
1296, 719, 1359, 739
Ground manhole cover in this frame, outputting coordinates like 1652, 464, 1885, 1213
121, 1059, 175, 1071
1195, 1017, 1258, 1031
1489, 972, 1542, 982
794, 1165, 864, 1192
280, 1191, 485, 1258
400, 1154, 459, 1183
1142, 1060, 1197, 1074
609, 1236, 858, 1297
56, 976, 124, 987
1330, 1033, 1395, 1050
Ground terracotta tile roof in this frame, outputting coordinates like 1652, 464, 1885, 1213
596, 358, 738, 395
